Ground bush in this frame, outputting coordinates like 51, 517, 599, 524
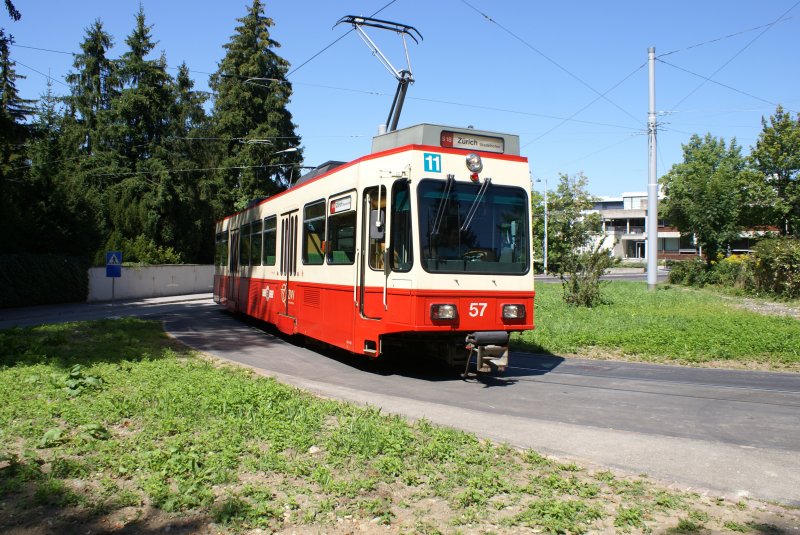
750, 237, 800, 298
667, 239, 800, 299
667, 257, 708, 286
95, 234, 183, 266
705, 254, 753, 289
0, 254, 89, 308
560, 243, 620, 307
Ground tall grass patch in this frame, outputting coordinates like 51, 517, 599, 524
519, 282, 800, 368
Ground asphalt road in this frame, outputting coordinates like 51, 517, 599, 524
2, 293, 799, 506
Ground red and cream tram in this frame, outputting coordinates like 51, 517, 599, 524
213, 123, 535, 372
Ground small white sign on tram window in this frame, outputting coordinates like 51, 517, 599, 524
330, 196, 352, 214
440, 130, 504, 154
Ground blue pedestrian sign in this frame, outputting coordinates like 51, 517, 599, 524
106, 251, 122, 278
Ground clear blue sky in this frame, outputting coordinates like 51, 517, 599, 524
5, 1, 799, 197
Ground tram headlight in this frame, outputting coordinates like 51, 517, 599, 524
431, 304, 458, 321
465, 153, 483, 173
502, 304, 526, 319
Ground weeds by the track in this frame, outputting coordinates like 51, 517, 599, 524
1, 318, 795, 532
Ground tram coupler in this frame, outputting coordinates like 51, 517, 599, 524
464, 331, 510, 374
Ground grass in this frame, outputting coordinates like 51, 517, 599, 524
0, 317, 797, 533
517, 282, 800, 369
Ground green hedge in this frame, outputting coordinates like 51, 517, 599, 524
0, 254, 89, 308
751, 237, 800, 298
667, 237, 800, 299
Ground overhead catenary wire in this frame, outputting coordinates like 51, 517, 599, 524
15, 42, 644, 134
213, 77, 644, 130
566, 134, 641, 165
13, 59, 70, 88
90, 163, 292, 179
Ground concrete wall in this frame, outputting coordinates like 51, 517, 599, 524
88, 264, 214, 302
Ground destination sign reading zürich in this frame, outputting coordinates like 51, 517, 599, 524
440, 130, 504, 154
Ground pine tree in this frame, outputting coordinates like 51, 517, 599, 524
112, 6, 173, 164
0, 28, 35, 252
64, 19, 118, 155
142, 61, 217, 263
210, 0, 302, 210
23, 81, 101, 256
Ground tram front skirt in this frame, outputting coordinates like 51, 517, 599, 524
465, 331, 509, 374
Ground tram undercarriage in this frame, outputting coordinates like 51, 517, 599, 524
380, 330, 510, 374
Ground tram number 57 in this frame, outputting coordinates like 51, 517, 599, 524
468, 302, 487, 317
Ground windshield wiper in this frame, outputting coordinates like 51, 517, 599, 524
460, 177, 491, 232
431, 174, 454, 237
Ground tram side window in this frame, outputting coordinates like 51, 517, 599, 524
327, 209, 356, 264
240, 222, 251, 267
250, 219, 263, 266
215, 232, 229, 268
391, 180, 413, 272
365, 186, 387, 270
303, 200, 326, 265
263, 216, 277, 266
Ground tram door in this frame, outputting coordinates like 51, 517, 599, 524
227, 228, 240, 311
278, 211, 299, 321
360, 186, 387, 320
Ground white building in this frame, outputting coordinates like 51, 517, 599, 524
591, 192, 697, 261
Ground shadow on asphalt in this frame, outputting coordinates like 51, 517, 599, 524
234, 312, 564, 386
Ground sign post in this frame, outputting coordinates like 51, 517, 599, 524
106, 251, 122, 305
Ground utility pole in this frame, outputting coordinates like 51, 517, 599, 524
543, 177, 548, 275
647, 47, 658, 290
535, 177, 549, 275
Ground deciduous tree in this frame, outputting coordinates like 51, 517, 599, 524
545, 173, 617, 306
661, 134, 758, 263
750, 105, 800, 236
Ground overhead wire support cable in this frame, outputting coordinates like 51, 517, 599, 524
335, 15, 422, 132
668, 0, 800, 112
459, 0, 641, 127
658, 58, 791, 112
287, 0, 400, 78
523, 62, 647, 148
657, 15, 795, 58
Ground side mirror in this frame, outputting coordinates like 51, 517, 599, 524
370, 209, 385, 240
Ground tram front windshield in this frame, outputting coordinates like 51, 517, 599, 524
418, 179, 529, 274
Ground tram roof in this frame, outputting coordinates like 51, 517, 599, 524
371, 123, 520, 156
